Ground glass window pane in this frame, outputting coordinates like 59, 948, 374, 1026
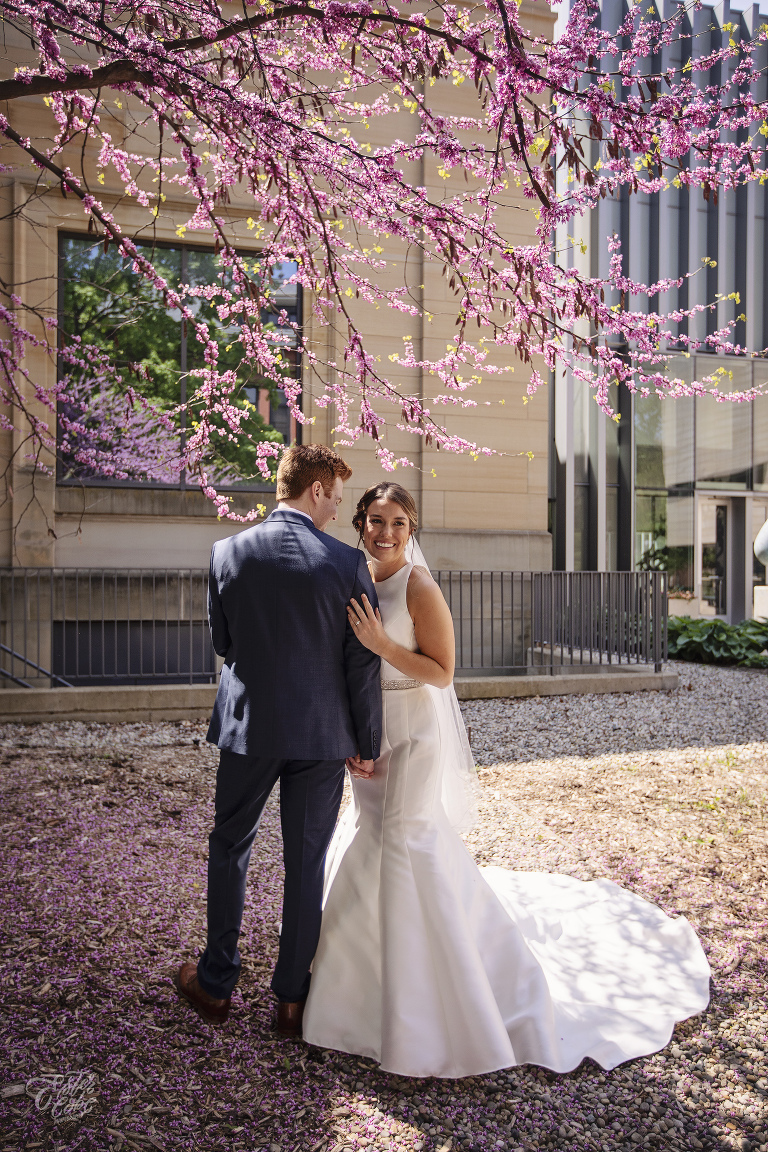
181, 249, 300, 479
699, 501, 728, 616
269, 391, 292, 443
752, 384, 768, 491
59, 235, 182, 403
606, 487, 618, 570
634, 356, 694, 490
635, 491, 694, 600
694, 355, 751, 489
605, 382, 619, 486
753, 500, 768, 588
184, 249, 239, 377
573, 376, 589, 485
184, 250, 299, 397
573, 484, 589, 570
57, 237, 301, 487
57, 235, 183, 483
266, 260, 300, 335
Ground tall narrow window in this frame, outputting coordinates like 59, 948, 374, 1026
699, 502, 728, 616
752, 392, 768, 491
573, 376, 590, 570
635, 492, 694, 600
694, 355, 750, 490
634, 392, 694, 491
605, 381, 620, 570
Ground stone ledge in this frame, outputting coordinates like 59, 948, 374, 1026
0, 670, 679, 723
454, 670, 678, 699
0, 683, 218, 724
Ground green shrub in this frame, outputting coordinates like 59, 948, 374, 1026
667, 616, 768, 667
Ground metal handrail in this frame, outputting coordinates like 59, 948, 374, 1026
0, 664, 31, 688
0, 642, 72, 688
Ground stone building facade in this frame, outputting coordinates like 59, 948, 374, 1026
0, 2, 554, 576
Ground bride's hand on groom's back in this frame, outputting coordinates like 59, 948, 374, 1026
348, 594, 391, 658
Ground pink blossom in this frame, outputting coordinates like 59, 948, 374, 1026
0, 0, 764, 514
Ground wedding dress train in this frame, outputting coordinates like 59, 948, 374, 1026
302, 563, 710, 1079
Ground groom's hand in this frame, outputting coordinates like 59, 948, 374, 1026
346, 753, 375, 779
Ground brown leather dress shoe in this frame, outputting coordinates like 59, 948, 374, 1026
173, 961, 231, 1025
275, 998, 306, 1039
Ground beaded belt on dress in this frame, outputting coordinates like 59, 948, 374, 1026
381, 678, 422, 690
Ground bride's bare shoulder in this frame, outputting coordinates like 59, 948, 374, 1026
408, 563, 435, 587
406, 564, 441, 605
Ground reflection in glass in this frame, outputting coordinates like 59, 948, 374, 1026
573, 484, 589, 570
57, 237, 183, 483
57, 236, 299, 486
694, 355, 751, 489
634, 392, 693, 490
181, 250, 299, 479
59, 236, 183, 406
606, 487, 618, 570
573, 376, 590, 484
699, 501, 728, 615
635, 491, 694, 597
184, 251, 300, 383
752, 393, 768, 491
605, 382, 620, 487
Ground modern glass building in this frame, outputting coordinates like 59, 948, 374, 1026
550, 0, 768, 622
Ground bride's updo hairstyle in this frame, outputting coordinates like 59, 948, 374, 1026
352, 483, 418, 543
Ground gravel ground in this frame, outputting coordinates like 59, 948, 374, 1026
0, 662, 766, 1152
459, 661, 768, 764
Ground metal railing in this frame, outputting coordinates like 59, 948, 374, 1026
434, 570, 667, 675
0, 569, 215, 687
0, 567, 667, 688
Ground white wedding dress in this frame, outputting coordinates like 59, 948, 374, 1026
302, 562, 710, 1079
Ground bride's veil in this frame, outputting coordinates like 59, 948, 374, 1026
407, 536, 480, 834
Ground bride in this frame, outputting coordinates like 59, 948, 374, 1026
302, 481, 710, 1079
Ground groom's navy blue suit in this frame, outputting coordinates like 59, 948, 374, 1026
198, 507, 382, 1003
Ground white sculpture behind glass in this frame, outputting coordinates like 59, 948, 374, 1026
754, 519, 768, 619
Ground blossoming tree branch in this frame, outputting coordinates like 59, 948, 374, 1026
0, 0, 766, 513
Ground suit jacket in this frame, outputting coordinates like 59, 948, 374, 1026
206, 508, 382, 760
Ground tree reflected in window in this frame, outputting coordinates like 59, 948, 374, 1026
57, 235, 300, 487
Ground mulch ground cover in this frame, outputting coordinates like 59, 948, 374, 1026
0, 715, 766, 1152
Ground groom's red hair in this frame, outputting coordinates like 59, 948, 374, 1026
276, 444, 352, 501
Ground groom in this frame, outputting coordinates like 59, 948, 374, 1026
175, 444, 382, 1037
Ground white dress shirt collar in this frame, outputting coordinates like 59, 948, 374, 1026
276, 504, 314, 524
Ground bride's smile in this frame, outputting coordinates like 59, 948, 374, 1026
362, 498, 412, 578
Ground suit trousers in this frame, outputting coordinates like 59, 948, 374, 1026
196, 749, 346, 1002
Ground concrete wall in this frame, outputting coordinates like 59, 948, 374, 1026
52, 485, 277, 568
